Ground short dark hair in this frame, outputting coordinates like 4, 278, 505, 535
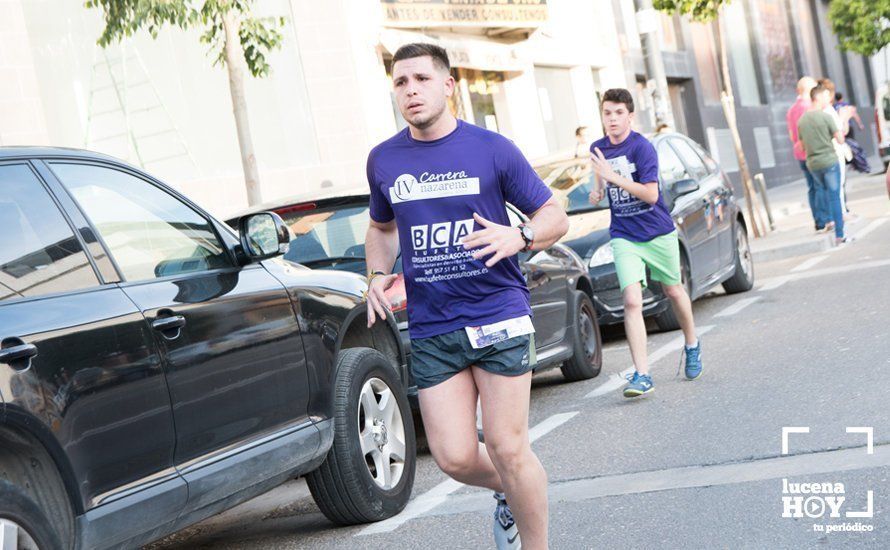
575, 126, 587, 136
601, 88, 634, 112
810, 84, 828, 101
835, 92, 843, 102
392, 43, 450, 72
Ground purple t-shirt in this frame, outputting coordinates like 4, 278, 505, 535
368, 120, 552, 339
590, 131, 675, 242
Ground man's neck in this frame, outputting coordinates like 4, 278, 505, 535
409, 113, 458, 142
608, 128, 632, 145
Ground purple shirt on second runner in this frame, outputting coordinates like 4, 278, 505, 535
590, 131, 675, 242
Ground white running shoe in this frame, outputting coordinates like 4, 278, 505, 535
493, 492, 521, 549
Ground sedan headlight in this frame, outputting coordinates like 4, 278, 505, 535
588, 243, 614, 268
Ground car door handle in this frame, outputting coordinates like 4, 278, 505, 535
151, 315, 187, 332
0, 342, 38, 365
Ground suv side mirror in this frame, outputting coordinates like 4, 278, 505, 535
673, 178, 700, 197
239, 212, 291, 261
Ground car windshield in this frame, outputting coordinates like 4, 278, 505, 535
534, 159, 608, 214
277, 203, 371, 273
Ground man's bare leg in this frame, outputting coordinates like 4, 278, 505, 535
419, 369, 503, 491
473, 367, 548, 550
623, 282, 649, 375
662, 283, 698, 346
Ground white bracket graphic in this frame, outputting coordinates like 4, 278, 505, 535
782, 426, 810, 455
846, 490, 874, 519
845, 427, 874, 454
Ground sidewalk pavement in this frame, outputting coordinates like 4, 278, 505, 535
744, 170, 886, 263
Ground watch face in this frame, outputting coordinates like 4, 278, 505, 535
521, 225, 534, 241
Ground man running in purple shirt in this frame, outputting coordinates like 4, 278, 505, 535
588, 88, 703, 397
364, 43, 568, 549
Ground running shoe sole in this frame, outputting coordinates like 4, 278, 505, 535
623, 386, 654, 398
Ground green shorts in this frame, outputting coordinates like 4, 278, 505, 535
611, 230, 682, 291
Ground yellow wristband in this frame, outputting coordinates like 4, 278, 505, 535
367, 270, 386, 286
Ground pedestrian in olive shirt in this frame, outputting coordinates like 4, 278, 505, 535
797, 84, 848, 243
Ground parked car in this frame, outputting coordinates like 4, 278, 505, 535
539, 132, 755, 330
0, 148, 416, 550
226, 192, 604, 386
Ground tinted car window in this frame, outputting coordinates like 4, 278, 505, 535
670, 138, 709, 180
657, 142, 689, 188
689, 141, 720, 174
276, 204, 370, 271
51, 163, 233, 281
535, 160, 605, 213
0, 164, 99, 302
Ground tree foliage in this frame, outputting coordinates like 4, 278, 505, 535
85, 0, 285, 78
651, 0, 731, 23
828, 0, 890, 57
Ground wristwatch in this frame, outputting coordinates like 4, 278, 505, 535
518, 223, 535, 252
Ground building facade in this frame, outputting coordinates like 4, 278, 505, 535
0, 0, 881, 217
616, 0, 880, 194
1, 0, 630, 217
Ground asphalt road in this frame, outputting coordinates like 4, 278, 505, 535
151, 175, 890, 550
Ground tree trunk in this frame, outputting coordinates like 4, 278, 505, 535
223, 11, 262, 206
634, 0, 675, 129
715, 13, 763, 238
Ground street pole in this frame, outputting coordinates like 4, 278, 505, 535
634, 0, 675, 129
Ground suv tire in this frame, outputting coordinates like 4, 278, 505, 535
0, 479, 62, 550
307, 348, 416, 525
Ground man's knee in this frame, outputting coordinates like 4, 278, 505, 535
432, 446, 479, 480
662, 283, 685, 299
623, 291, 644, 311
485, 435, 530, 471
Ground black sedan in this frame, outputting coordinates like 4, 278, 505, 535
538, 132, 755, 329
226, 193, 604, 385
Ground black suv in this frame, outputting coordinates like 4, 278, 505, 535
0, 148, 416, 550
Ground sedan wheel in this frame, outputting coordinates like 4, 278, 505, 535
561, 291, 603, 381
722, 223, 755, 294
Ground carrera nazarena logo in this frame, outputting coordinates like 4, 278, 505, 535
390, 171, 480, 204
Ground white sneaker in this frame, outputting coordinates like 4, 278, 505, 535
493, 492, 521, 549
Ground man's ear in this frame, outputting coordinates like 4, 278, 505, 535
444, 74, 456, 97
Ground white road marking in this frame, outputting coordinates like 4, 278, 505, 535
604, 344, 629, 352
852, 217, 889, 241
585, 325, 715, 398
714, 296, 761, 318
421, 444, 890, 519
790, 255, 828, 273
357, 411, 579, 536
758, 259, 890, 291
758, 275, 792, 291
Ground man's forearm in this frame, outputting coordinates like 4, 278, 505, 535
610, 174, 659, 205
527, 201, 569, 250
365, 224, 399, 274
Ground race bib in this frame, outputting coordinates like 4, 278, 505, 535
465, 315, 535, 349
